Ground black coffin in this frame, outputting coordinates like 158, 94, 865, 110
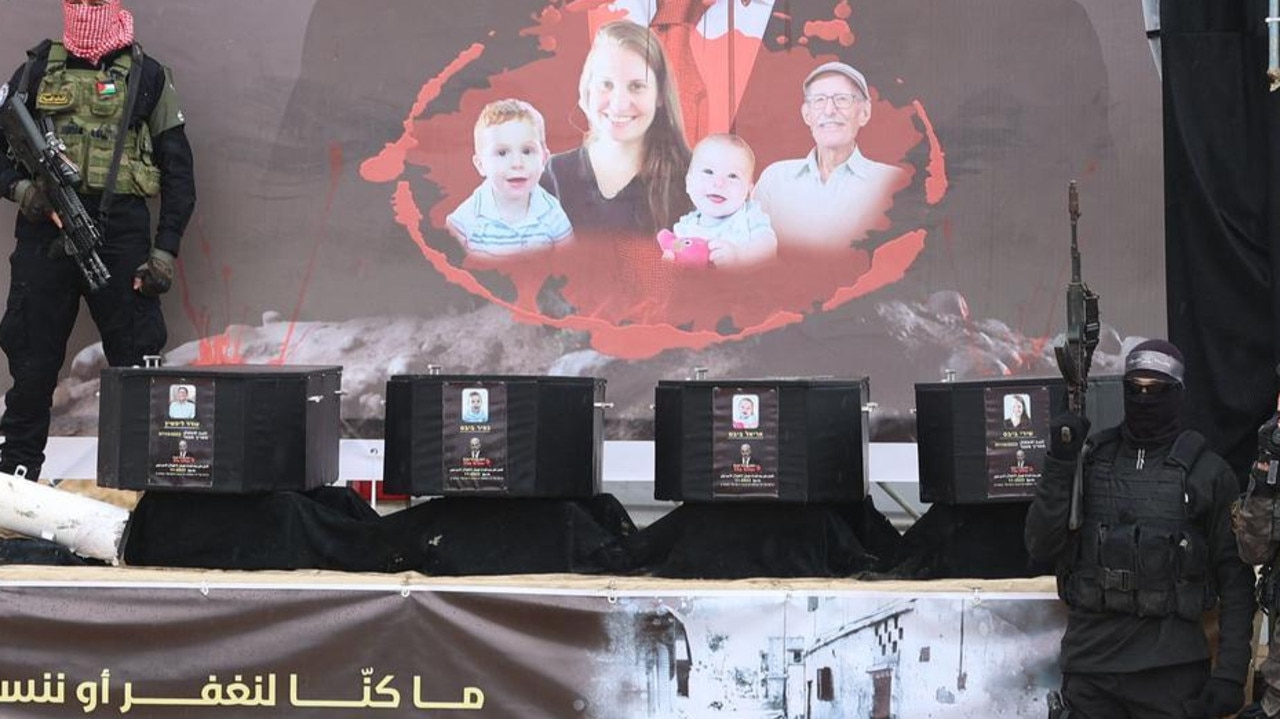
98, 365, 342, 493
915, 375, 1123, 504
654, 378, 870, 503
383, 375, 604, 498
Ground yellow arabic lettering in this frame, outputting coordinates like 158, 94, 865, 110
120, 681, 216, 712
207, 674, 275, 707
119, 681, 133, 714
243, 675, 276, 707
223, 676, 254, 705
372, 674, 401, 709
100, 669, 111, 706
75, 679, 98, 713
4, 678, 33, 704
199, 676, 223, 705
411, 677, 486, 710
1, 678, 25, 704
289, 669, 398, 709
50, 673, 66, 704
0, 673, 66, 705
119, 674, 277, 711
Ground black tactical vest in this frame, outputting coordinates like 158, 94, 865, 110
1058, 429, 1215, 620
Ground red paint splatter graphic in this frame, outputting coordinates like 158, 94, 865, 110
802, 0, 856, 46
361, 3, 947, 359
912, 99, 948, 205
178, 215, 245, 364
181, 141, 348, 367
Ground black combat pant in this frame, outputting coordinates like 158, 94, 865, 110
1062, 660, 1209, 718
0, 205, 165, 480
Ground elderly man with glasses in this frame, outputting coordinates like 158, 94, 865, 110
752, 61, 907, 256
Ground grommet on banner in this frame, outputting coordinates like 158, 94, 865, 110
605, 580, 619, 605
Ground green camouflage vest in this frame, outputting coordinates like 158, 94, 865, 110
32, 42, 160, 197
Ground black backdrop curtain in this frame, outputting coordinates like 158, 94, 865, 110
1163, 0, 1280, 482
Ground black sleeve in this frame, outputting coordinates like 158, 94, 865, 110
539, 153, 562, 198
129, 54, 195, 256
0, 59, 38, 198
1203, 459, 1259, 684
1024, 453, 1077, 563
151, 124, 195, 256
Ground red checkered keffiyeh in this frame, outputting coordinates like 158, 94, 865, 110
63, 0, 134, 65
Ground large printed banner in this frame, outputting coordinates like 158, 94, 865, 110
0, 578, 1067, 718
0, 0, 1163, 439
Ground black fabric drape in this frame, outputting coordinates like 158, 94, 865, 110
121, 489, 637, 575
1162, 0, 1280, 483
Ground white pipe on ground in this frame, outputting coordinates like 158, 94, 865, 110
0, 469, 128, 562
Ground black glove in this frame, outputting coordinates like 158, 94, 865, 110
1251, 415, 1280, 493
1259, 415, 1280, 458
1048, 413, 1090, 460
133, 248, 175, 297
10, 179, 53, 223
1182, 677, 1244, 719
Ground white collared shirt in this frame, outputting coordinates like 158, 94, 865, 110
753, 147, 907, 251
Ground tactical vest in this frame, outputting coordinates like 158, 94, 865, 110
32, 42, 160, 197
1058, 429, 1216, 621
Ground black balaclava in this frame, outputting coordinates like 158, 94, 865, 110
1121, 339, 1185, 448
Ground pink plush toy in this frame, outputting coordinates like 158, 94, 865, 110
656, 230, 711, 268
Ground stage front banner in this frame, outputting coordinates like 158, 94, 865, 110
0, 571, 1066, 718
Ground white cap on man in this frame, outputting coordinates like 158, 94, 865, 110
802, 61, 870, 98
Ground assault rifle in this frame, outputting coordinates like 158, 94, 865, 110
0, 92, 110, 291
1054, 181, 1099, 531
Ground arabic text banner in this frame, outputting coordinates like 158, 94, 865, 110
0, 577, 1067, 718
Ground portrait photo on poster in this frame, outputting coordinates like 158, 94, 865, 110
168, 384, 197, 420
1003, 393, 1031, 431
461, 388, 489, 424
732, 393, 760, 429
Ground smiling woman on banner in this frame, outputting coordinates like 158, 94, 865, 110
542, 20, 691, 237
540, 20, 693, 316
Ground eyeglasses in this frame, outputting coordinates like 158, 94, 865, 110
804, 93, 866, 110
1123, 379, 1179, 396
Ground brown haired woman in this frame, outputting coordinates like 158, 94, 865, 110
541, 20, 693, 319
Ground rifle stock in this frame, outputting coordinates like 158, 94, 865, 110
0, 93, 110, 292
1055, 181, 1100, 530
